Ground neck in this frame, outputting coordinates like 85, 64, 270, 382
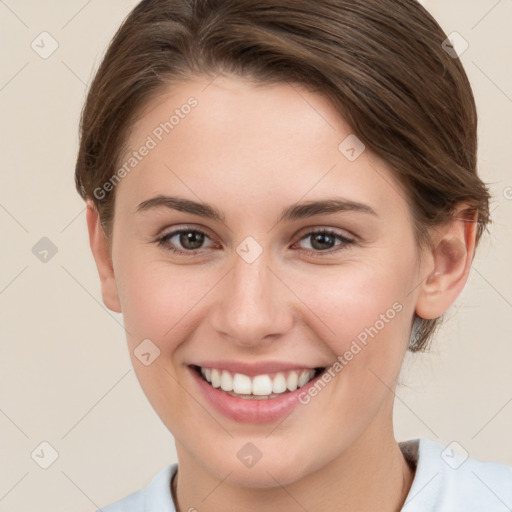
172, 417, 415, 512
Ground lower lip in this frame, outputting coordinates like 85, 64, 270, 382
189, 366, 324, 424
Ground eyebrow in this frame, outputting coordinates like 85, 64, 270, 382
136, 195, 378, 223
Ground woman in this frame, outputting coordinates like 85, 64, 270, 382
75, 0, 512, 510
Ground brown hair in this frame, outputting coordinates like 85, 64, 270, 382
74, 0, 490, 352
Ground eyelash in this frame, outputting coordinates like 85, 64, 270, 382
155, 227, 355, 257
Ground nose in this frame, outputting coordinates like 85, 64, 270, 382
208, 249, 294, 348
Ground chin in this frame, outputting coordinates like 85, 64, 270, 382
198, 442, 321, 489
227, 463, 308, 489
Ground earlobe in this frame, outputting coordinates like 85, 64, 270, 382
85, 200, 122, 313
415, 206, 478, 320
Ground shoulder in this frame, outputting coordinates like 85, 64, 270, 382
96, 463, 178, 512
400, 437, 512, 512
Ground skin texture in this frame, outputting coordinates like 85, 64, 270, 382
86, 75, 476, 511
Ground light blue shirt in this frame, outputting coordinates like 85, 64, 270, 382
97, 437, 512, 511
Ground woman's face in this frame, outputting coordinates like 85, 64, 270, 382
107, 75, 427, 486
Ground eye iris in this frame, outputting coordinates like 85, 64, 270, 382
311, 232, 335, 251
180, 231, 204, 250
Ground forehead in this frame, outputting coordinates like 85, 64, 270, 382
115, 75, 409, 221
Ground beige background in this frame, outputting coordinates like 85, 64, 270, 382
1, 1, 511, 510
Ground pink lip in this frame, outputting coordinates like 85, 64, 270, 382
192, 360, 322, 377
188, 365, 325, 424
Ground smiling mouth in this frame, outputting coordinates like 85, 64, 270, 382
191, 365, 325, 400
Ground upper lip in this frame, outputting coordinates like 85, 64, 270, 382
191, 360, 325, 376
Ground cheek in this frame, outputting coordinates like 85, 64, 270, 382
288, 264, 412, 431
114, 257, 203, 425
120, 273, 171, 344
286, 258, 416, 412
115, 255, 224, 374
116, 254, 214, 350
291, 259, 412, 352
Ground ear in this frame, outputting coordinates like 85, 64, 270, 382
415, 204, 478, 320
85, 200, 122, 313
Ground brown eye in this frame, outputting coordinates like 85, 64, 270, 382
155, 227, 354, 257
157, 228, 213, 255
295, 229, 354, 255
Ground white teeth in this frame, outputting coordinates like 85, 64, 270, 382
286, 371, 298, 392
233, 373, 252, 394
220, 370, 233, 391
272, 372, 287, 393
210, 368, 221, 388
252, 375, 273, 395
298, 369, 314, 388
199, 366, 319, 397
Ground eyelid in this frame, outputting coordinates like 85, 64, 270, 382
294, 225, 356, 242
157, 224, 355, 242
156, 224, 215, 241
